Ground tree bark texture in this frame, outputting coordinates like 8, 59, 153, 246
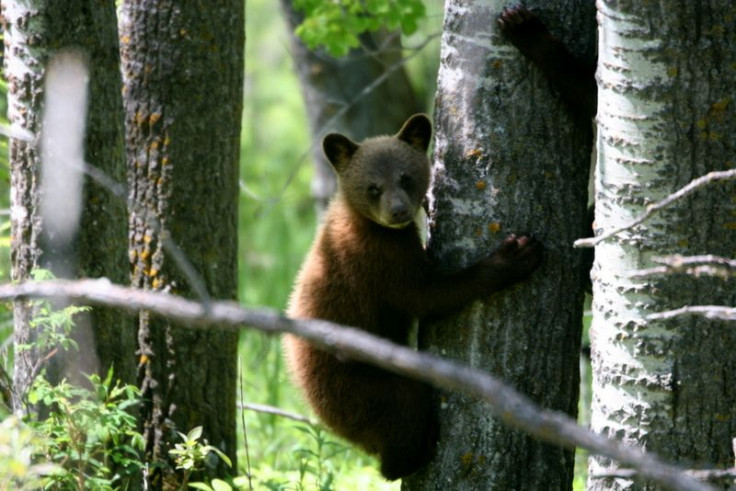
119, 0, 244, 485
4, 0, 134, 404
279, 0, 421, 211
589, 2, 736, 489
403, 1, 596, 489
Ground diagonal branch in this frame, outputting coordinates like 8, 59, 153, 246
574, 169, 736, 248
630, 254, 736, 280
0, 278, 715, 491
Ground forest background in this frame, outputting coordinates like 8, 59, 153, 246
0, 0, 449, 489
1, 0, 734, 490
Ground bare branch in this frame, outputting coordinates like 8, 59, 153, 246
592, 467, 736, 484
0, 278, 716, 491
574, 169, 736, 248
647, 306, 736, 322
237, 402, 316, 426
630, 254, 736, 280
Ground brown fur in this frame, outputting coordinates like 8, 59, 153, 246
284, 114, 542, 480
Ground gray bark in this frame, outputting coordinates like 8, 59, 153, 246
403, 1, 596, 489
589, 2, 736, 489
119, 0, 244, 485
280, 0, 422, 210
4, 0, 133, 405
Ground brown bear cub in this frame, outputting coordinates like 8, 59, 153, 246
284, 114, 543, 480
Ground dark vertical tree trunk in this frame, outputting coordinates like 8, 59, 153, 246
280, 0, 422, 210
4, 0, 133, 406
119, 0, 244, 485
404, 0, 595, 489
589, 2, 736, 489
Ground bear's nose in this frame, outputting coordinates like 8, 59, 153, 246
391, 203, 410, 223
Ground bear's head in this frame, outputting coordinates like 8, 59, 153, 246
323, 114, 432, 229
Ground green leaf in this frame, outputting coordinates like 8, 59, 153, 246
187, 483, 214, 491
232, 476, 251, 488
187, 426, 203, 442
205, 446, 232, 468
292, 0, 427, 57
211, 479, 232, 491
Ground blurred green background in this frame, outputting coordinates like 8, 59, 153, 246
0, 0, 591, 488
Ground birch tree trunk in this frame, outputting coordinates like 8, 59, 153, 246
4, 0, 133, 405
279, 0, 421, 211
119, 0, 244, 484
403, 0, 596, 489
589, 2, 736, 489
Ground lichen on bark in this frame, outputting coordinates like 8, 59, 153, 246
403, 0, 595, 489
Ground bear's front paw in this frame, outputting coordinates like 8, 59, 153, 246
488, 234, 543, 281
497, 5, 548, 52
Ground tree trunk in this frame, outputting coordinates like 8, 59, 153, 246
403, 1, 595, 489
119, 0, 244, 485
5, 0, 134, 406
279, 0, 422, 211
589, 2, 736, 489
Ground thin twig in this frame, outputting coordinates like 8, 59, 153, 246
574, 169, 736, 248
237, 402, 316, 426
647, 305, 736, 322
630, 254, 736, 280
0, 278, 716, 491
592, 467, 736, 483
237, 358, 254, 490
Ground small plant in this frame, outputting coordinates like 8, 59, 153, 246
1, 272, 145, 490
292, 423, 346, 491
170, 425, 234, 489
27, 367, 144, 490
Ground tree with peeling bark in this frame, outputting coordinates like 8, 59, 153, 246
118, 0, 244, 485
280, 0, 423, 211
403, 0, 596, 489
3, 0, 134, 406
588, 2, 736, 489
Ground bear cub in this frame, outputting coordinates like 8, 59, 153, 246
284, 114, 543, 480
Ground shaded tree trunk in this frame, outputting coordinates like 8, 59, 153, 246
119, 0, 244, 485
588, 2, 736, 489
403, 0, 595, 489
280, 0, 422, 210
4, 0, 134, 405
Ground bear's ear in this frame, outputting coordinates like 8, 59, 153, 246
396, 113, 432, 153
323, 133, 359, 172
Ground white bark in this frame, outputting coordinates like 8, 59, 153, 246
4, 0, 134, 405
4, 0, 46, 408
589, 2, 736, 489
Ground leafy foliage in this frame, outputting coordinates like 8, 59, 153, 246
0, 277, 144, 490
0, 416, 59, 490
170, 426, 253, 491
291, 423, 345, 491
170, 425, 232, 473
27, 368, 144, 490
293, 0, 426, 56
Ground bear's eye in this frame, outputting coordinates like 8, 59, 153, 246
367, 184, 381, 198
399, 174, 413, 192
